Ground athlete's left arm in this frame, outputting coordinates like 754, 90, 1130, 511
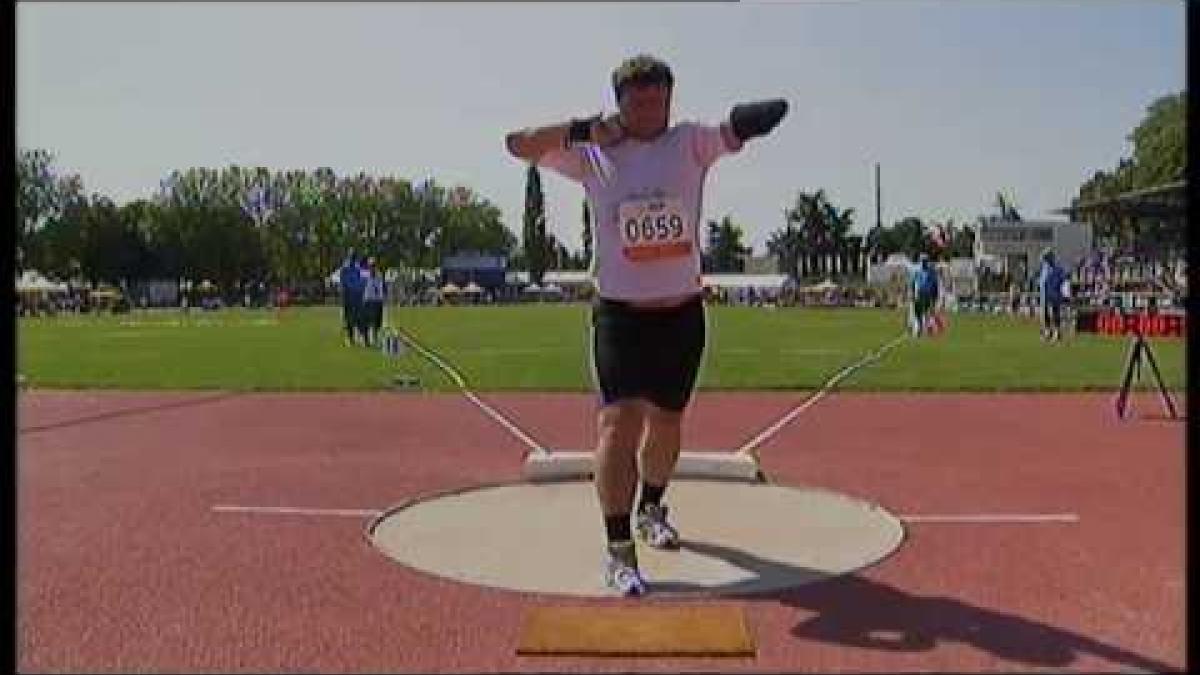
719, 123, 744, 154
694, 99, 788, 166
728, 99, 789, 143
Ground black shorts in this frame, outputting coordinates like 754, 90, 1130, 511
913, 294, 935, 316
591, 295, 705, 412
1041, 300, 1062, 328
342, 296, 360, 327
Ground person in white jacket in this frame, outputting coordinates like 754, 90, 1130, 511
361, 259, 386, 347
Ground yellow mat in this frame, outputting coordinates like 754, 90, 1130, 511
516, 605, 755, 657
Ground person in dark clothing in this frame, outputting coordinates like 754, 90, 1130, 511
361, 258, 386, 346
338, 251, 366, 345
909, 253, 939, 336
1037, 248, 1068, 343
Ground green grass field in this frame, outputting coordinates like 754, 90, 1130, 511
16, 304, 1186, 392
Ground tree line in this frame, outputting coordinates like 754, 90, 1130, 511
16, 160, 515, 292
19, 90, 1182, 291
1070, 91, 1185, 258
520, 167, 974, 285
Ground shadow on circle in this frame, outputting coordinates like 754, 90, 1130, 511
368, 479, 906, 598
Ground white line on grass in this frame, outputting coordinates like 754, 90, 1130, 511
211, 505, 381, 518
449, 347, 567, 356
391, 326, 549, 455
735, 332, 909, 456
899, 513, 1080, 524
718, 348, 847, 356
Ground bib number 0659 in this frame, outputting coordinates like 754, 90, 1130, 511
624, 214, 684, 243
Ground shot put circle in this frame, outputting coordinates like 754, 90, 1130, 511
368, 479, 905, 597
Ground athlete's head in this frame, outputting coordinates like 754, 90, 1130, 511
611, 54, 673, 140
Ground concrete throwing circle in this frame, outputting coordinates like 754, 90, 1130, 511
369, 480, 905, 597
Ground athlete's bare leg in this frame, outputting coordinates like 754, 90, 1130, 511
594, 400, 645, 517
639, 403, 683, 487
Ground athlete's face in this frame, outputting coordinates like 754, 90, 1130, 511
618, 83, 671, 140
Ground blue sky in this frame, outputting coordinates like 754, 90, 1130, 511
17, 1, 1184, 255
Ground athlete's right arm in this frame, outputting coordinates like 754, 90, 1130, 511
504, 122, 574, 163
504, 115, 623, 162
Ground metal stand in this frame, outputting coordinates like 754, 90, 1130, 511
381, 327, 420, 390
1114, 323, 1177, 419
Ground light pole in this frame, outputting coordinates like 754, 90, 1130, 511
415, 177, 434, 291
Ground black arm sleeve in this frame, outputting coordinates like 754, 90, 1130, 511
566, 115, 602, 147
729, 99, 789, 141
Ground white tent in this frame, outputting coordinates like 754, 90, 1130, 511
867, 256, 915, 286
522, 282, 543, 293
463, 281, 483, 294
440, 282, 462, 294
542, 283, 563, 295
701, 274, 790, 290
542, 270, 591, 287
805, 279, 839, 292
16, 270, 68, 293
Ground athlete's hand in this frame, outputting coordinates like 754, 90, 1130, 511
729, 99, 789, 142
591, 113, 626, 147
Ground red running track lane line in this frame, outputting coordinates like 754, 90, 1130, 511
17, 390, 1184, 672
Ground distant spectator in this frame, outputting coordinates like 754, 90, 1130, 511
361, 259, 386, 347
1037, 248, 1068, 343
338, 250, 366, 345
909, 253, 939, 336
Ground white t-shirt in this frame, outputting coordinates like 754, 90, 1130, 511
363, 277, 386, 302
537, 122, 739, 301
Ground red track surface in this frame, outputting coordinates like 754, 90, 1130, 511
18, 389, 1185, 672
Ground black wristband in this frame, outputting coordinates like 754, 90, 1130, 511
729, 99, 789, 142
566, 115, 600, 146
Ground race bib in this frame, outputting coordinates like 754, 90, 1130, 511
617, 197, 692, 262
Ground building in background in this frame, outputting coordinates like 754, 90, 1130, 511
441, 251, 507, 289
741, 253, 779, 275
973, 219, 1093, 283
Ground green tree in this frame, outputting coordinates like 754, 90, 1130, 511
17, 149, 84, 272
842, 233, 865, 275
434, 185, 517, 263
543, 232, 573, 271
523, 164, 548, 284
824, 202, 855, 276
74, 195, 149, 286
581, 199, 593, 269
1130, 92, 1185, 187
945, 221, 976, 259
892, 216, 932, 258
703, 215, 751, 273
766, 225, 802, 280
864, 223, 897, 263
26, 162, 525, 292
1072, 91, 1186, 255
30, 208, 85, 281
777, 189, 853, 278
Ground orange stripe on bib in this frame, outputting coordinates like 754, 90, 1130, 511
623, 242, 693, 262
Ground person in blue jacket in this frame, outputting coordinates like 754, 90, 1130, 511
1037, 248, 1068, 343
338, 250, 366, 345
910, 253, 940, 337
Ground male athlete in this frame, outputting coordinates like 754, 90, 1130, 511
1037, 247, 1068, 342
910, 253, 939, 336
504, 54, 788, 596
